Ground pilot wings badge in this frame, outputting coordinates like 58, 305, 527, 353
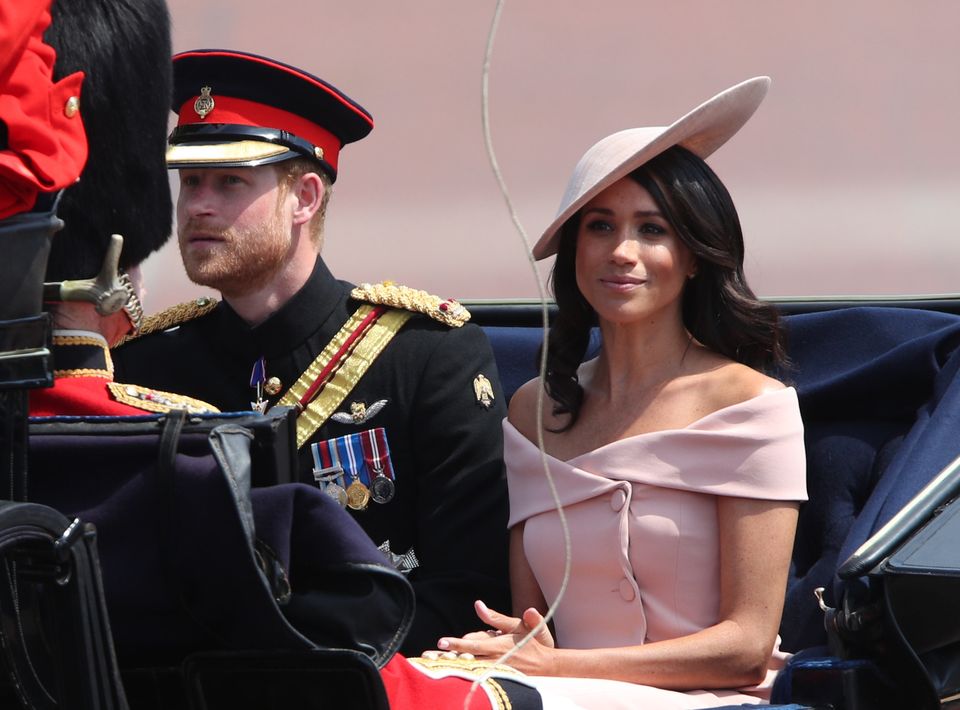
331, 399, 388, 425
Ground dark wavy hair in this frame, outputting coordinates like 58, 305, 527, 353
542, 144, 785, 430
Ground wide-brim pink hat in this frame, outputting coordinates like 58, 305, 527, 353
532, 76, 771, 260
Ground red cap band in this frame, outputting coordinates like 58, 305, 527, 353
176, 94, 342, 172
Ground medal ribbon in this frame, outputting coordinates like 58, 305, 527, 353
360, 427, 395, 483
276, 304, 412, 447
250, 356, 267, 411
311, 439, 338, 472
310, 440, 343, 481
339, 433, 366, 484
250, 356, 266, 388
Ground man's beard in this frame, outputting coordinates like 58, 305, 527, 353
179, 210, 290, 297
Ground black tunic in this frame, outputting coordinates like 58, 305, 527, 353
113, 257, 510, 654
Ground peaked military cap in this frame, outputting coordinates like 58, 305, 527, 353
167, 49, 373, 182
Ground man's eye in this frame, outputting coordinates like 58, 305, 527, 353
224, 175, 244, 185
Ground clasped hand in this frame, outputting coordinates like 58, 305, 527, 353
427, 600, 556, 675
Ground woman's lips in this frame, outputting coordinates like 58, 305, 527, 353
600, 275, 646, 290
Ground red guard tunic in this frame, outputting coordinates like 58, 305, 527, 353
0, 0, 88, 219
29, 331, 218, 416
382, 654, 540, 710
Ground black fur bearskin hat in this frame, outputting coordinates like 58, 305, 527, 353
43, 0, 173, 282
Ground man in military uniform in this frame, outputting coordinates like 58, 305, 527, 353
113, 49, 511, 654
28, 0, 218, 417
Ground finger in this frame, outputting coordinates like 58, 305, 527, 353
474, 599, 519, 631
521, 607, 552, 644
459, 629, 501, 642
521, 607, 544, 626
438, 635, 507, 657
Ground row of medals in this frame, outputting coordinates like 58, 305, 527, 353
315, 467, 395, 511
254, 374, 395, 510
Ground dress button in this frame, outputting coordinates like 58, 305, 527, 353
610, 488, 627, 512
619, 578, 636, 601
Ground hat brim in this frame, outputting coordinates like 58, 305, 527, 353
532, 76, 770, 260
166, 140, 295, 168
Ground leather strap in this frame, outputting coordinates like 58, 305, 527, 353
0, 501, 128, 710
276, 305, 412, 448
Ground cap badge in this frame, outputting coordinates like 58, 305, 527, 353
193, 86, 215, 119
473, 374, 495, 409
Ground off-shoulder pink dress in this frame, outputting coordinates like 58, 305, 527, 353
506, 387, 808, 709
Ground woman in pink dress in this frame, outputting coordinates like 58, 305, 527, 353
436, 77, 807, 709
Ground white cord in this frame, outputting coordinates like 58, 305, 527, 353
465, 0, 572, 704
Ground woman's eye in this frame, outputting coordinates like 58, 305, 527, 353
585, 219, 613, 233
639, 222, 666, 235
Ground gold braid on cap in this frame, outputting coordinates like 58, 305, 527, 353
350, 282, 470, 328
115, 296, 219, 346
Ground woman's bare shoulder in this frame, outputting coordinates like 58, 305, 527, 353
507, 378, 550, 440
693, 350, 785, 412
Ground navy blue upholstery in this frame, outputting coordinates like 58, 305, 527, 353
484, 325, 602, 403
481, 306, 960, 655
782, 308, 960, 651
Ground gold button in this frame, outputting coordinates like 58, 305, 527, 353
64, 96, 80, 118
264, 377, 283, 396
313, 146, 324, 161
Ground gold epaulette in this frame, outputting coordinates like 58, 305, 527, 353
350, 282, 470, 328
407, 656, 523, 710
409, 655, 525, 678
118, 296, 219, 345
106, 382, 220, 414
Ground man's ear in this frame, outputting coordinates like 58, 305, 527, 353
291, 172, 324, 226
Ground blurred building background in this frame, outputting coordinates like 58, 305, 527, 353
143, 0, 960, 312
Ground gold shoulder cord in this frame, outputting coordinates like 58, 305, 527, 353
116, 296, 219, 345
351, 282, 470, 327
276, 305, 412, 448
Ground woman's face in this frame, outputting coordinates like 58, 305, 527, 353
574, 176, 696, 326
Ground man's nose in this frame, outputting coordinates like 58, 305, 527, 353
180, 183, 214, 217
